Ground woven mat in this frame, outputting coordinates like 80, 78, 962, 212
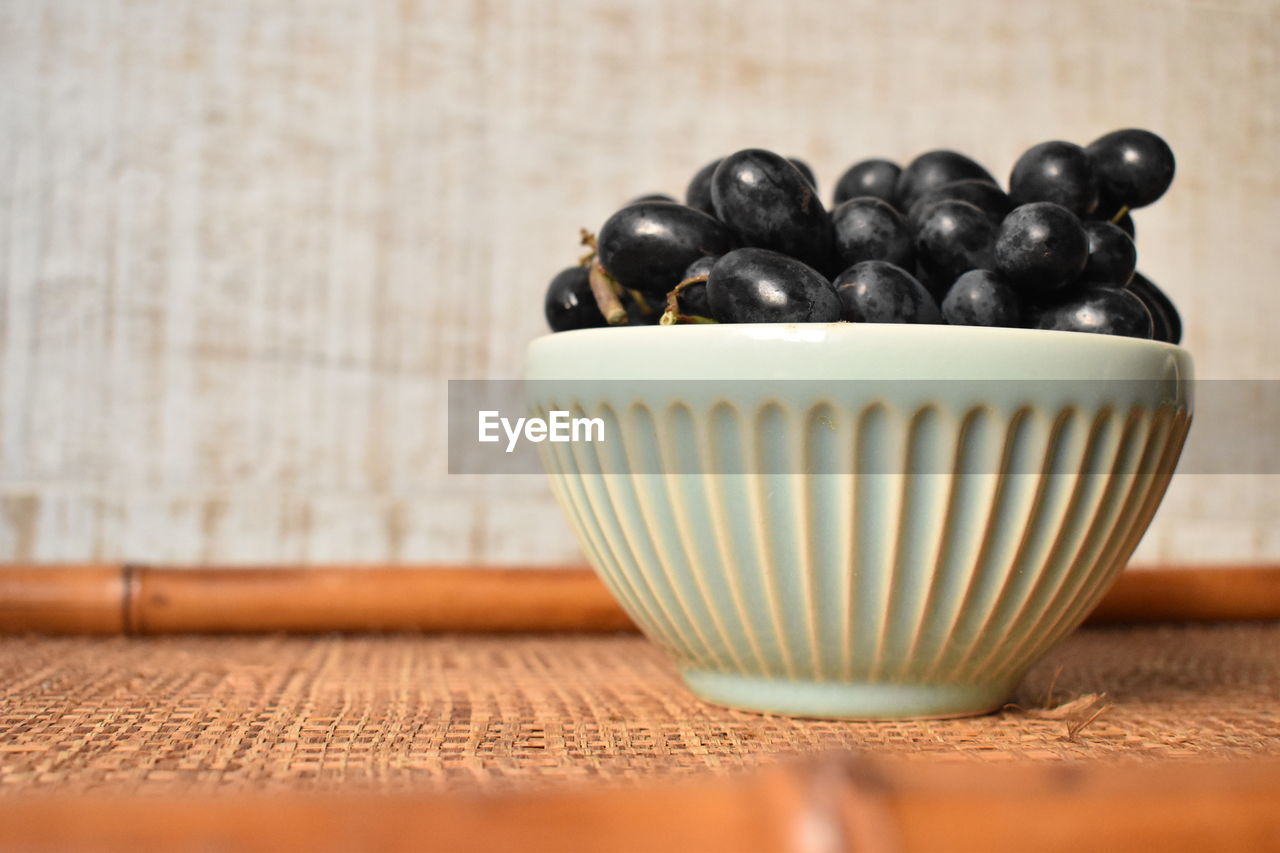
1, 624, 1278, 795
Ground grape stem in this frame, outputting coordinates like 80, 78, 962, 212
578, 228, 597, 268
1109, 205, 1130, 225
659, 275, 718, 325
588, 260, 629, 325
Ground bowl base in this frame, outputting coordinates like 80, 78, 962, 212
680, 668, 1016, 720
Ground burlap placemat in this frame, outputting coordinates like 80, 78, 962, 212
1, 624, 1277, 795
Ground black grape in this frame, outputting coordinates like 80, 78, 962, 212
1081, 221, 1137, 286
789, 157, 818, 192
913, 261, 944, 303
684, 255, 720, 280
994, 202, 1088, 294
941, 269, 1022, 327
833, 159, 900, 206
706, 248, 841, 323
597, 201, 735, 296
1008, 141, 1099, 217
677, 280, 711, 317
1126, 272, 1182, 344
544, 266, 607, 332
831, 197, 914, 269
684, 159, 722, 217
679, 255, 721, 317
914, 199, 997, 297
711, 149, 834, 270
1086, 129, 1176, 211
1087, 210, 1135, 239
629, 193, 676, 204
895, 150, 997, 212
833, 261, 941, 324
1098, 210, 1137, 239
1036, 286, 1153, 338
907, 179, 1012, 231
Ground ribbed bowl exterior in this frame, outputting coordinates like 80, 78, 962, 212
526, 324, 1193, 718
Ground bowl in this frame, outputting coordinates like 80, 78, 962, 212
525, 323, 1193, 719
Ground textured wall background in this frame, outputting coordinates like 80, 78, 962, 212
1, 0, 1276, 565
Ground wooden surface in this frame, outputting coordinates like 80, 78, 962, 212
1, 0, 1278, 569
7, 626, 1277, 787
1, 564, 1277, 634
0, 757, 1275, 852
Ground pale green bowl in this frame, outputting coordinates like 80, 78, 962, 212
525, 323, 1193, 719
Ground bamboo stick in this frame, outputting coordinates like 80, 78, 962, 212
0, 755, 1274, 852
881, 756, 1280, 853
0, 564, 1276, 635
128, 565, 634, 634
1086, 566, 1280, 624
0, 564, 126, 634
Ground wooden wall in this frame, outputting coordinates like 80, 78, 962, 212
1, 0, 1276, 564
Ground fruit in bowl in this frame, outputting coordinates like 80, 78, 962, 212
543, 130, 1181, 343
531, 132, 1191, 719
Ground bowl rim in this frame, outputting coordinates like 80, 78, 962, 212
526, 322, 1193, 384
529, 321, 1189, 355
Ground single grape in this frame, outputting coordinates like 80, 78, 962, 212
1116, 211, 1135, 238
833, 158, 900, 206
684, 158, 722, 217
789, 157, 818, 192
1020, 293, 1053, 330
711, 149, 834, 270
1126, 272, 1182, 344
831, 197, 914, 269
1092, 209, 1137, 240
914, 199, 997, 297
941, 269, 1022, 327
833, 261, 941, 324
906, 179, 1012, 231
1081, 221, 1137, 286
1008, 141, 1099, 217
679, 255, 720, 317
677, 280, 712, 317
1087, 209, 1135, 240
1086, 129, 1175, 211
913, 260, 944, 303
1036, 286, 1153, 338
629, 193, 676, 204
597, 201, 735, 296
895, 150, 997, 212
684, 255, 720, 280
994, 202, 1088, 294
706, 248, 841, 323
544, 266, 607, 332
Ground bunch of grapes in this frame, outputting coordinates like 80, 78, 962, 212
543, 129, 1180, 343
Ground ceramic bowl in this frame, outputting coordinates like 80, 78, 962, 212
525, 323, 1193, 719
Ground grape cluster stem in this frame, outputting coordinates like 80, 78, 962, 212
577, 228, 628, 325
578, 228, 598, 268
588, 260, 629, 325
